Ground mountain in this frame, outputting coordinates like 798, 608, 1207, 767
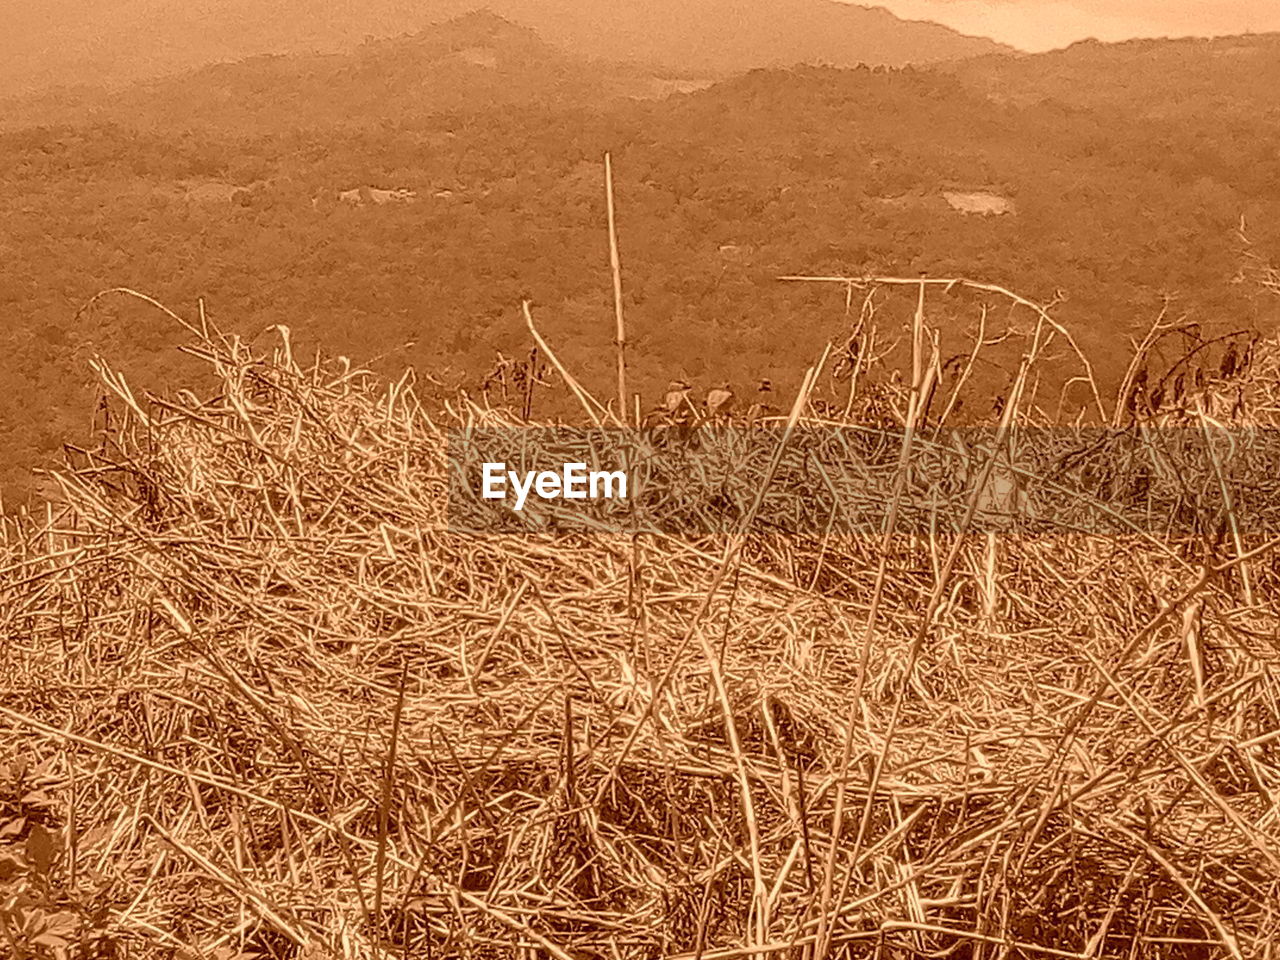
452, 0, 1012, 72
1, 12, 679, 132
949, 32, 1280, 122
942, 32, 1280, 201
0, 0, 1010, 98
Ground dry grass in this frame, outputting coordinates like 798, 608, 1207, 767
2, 282, 1280, 960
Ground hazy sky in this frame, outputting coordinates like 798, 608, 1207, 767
863, 0, 1280, 52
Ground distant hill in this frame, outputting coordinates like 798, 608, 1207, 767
949, 33, 1280, 122
456, 0, 1012, 72
0, 0, 1010, 98
2, 12, 666, 131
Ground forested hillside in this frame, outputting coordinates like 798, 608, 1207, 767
0, 0, 1007, 97
2, 22, 1280, 502
951, 32, 1280, 122
0, 13, 688, 133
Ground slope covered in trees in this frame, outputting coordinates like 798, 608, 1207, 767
2, 28, 1280, 501
951, 32, 1280, 123
0, 0, 1009, 98
0, 12, 673, 133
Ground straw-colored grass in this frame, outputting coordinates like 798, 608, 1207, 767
2, 282, 1279, 960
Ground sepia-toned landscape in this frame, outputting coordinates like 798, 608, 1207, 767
4, 2, 1280, 958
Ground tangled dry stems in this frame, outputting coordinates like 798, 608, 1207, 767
2, 285, 1280, 960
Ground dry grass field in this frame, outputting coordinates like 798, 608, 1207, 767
3, 277, 1280, 959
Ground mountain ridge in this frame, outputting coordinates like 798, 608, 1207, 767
0, 0, 1011, 98
0, 11, 687, 132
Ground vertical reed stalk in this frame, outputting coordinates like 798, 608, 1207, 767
604, 152, 629, 421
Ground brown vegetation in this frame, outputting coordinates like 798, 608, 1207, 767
3, 275, 1279, 958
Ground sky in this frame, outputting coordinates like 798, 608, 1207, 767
861, 0, 1280, 52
